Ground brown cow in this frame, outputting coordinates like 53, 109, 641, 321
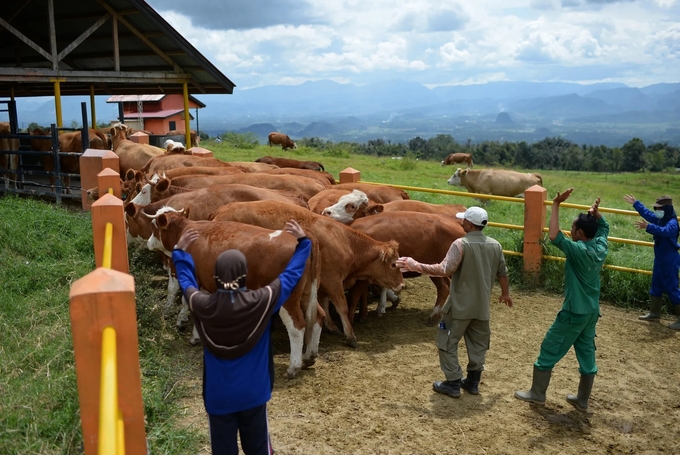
310, 189, 383, 222
166, 129, 199, 147
256, 156, 324, 171
268, 132, 297, 150
110, 124, 165, 175
148, 212, 322, 378
442, 153, 474, 168
333, 183, 409, 203
210, 200, 404, 347
0, 122, 19, 189
140, 154, 234, 174
226, 161, 279, 172
262, 168, 336, 186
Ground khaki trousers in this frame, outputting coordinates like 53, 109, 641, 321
437, 317, 490, 381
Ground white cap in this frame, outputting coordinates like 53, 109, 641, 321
456, 207, 488, 227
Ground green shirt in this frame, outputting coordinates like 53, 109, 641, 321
551, 217, 609, 314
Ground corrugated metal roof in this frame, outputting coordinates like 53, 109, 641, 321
123, 109, 193, 119
0, 0, 235, 97
105, 93, 206, 107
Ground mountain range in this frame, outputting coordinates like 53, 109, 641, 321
9, 80, 680, 147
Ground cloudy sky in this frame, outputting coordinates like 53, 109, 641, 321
146, 0, 680, 89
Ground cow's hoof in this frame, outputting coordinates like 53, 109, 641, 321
189, 336, 201, 346
388, 298, 400, 310
346, 339, 359, 349
302, 357, 316, 369
286, 369, 300, 379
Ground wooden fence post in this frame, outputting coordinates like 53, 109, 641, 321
523, 184, 548, 279
91, 193, 129, 273
97, 168, 121, 200
80, 150, 119, 211
129, 131, 149, 145
339, 167, 360, 184
69, 268, 146, 455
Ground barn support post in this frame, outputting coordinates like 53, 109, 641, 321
80, 149, 119, 211
50, 123, 62, 203
81, 102, 90, 149
69, 268, 146, 455
117, 102, 124, 125
90, 86, 97, 129
91, 193, 128, 273
53, 79, 63, 127
97, 168, 121, 200
183, 82, 191, 147
339, 167, 361, 184
523, 185, 548, 280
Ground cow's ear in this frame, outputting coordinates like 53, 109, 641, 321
134, 171, 143, 182
124, 202, 137, 217
461, 169, 468, 176
157, 179, 170, 192
157, 213, 169, 228
109, 127, 115, 136
125, 169, 135, 181
183, 207, 191, 219
367, 203, 383, 215
135, 182, 142, 192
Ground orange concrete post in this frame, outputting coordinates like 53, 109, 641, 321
69, 268, 146, 455
189, 146, 213, 158
523, 184, 548, 278
339, 167, 361, 184
91, 193, 129, 273
97, 168, 121, 200
129, 132, 149, 145
80, 149, 120, 211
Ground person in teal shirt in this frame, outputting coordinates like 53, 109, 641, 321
516, 188, 609, 412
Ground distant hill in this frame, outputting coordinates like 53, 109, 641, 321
298, 121, 337, 138
496, 112, 513, 124
236, 123, 276, 136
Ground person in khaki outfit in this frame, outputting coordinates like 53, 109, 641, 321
397, 207, 513, 398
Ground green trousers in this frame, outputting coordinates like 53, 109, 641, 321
437, 318, 490, 381
535, 310, 599, 375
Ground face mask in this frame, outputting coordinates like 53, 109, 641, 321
654, 210, 665, 218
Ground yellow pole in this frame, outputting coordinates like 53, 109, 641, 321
98, 326, 118, 455
53, 80, 63, 127
90, 86, 97, 129
183, 82, 191, 148
103, 222, 113, 269
116, 409, 126, 455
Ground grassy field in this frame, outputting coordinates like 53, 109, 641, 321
1, 144, 678, 453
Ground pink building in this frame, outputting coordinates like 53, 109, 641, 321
106, 94, 205, 134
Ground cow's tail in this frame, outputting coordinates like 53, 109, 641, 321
319, 163, 325, 171
304, 234, 321, 344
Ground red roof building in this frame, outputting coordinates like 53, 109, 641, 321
106, 94, 205, 134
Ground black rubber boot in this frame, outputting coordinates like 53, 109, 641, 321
461, 370, 481, 395
639, 295, 662, 321
669, 305, 680, 331
433, 379, 461, 398
514, 366, 552, 405
566, 374, 595, 411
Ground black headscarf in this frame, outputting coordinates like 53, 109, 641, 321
189, 250, 282, 360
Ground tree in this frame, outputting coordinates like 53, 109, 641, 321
621, 138, 646, 172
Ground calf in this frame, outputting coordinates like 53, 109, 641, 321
447, 168, 543, 197
210, 200, 404, 347
148, 212, 322, 378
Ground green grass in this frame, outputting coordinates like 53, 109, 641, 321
0, 196, 203, 454
210, 140, 679, 308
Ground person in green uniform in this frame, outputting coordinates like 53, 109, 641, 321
397, 206, 513, 398
515, 188, 609, 412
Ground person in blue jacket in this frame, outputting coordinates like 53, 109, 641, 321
624, 194, 680, 329
172, 219, 311, 455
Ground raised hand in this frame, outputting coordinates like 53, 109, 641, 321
553, 187, 574, 205
284, 219, 306, 239
634, 220, 648, 230
623, 194, 636, 205
588, 197, 602, 219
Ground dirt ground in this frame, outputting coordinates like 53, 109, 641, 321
175, 276, 680, 454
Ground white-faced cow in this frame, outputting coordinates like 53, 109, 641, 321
448, 168, 543, 197
268, 132, 297, 150
442, 153, 474, 168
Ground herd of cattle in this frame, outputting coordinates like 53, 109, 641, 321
2, 122, 545, 378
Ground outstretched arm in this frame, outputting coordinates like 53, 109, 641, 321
275, 220, 312, 311
171, 228, 201, 303
549, 188, 573, 241
396, 239, 464, 277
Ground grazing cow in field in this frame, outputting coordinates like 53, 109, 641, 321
0, 122, 19, 189
311, 189, 383, 222
110, 123, 165, 175
349, 212, 465, 324
333, 182, 409, 203
442, 153, 474, 168
31, 127, 108, 193
166, 129, 199, 147
447, 168, 543, 197
256, 156, 325, 171
268, 132, 297, 150
147, 211, 322, 378
210, 200, 404, 347
262, 168, 336, 186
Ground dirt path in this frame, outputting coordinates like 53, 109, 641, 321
176, 277, 680, 454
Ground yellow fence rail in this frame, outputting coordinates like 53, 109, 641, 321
361, 179, 655, 276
